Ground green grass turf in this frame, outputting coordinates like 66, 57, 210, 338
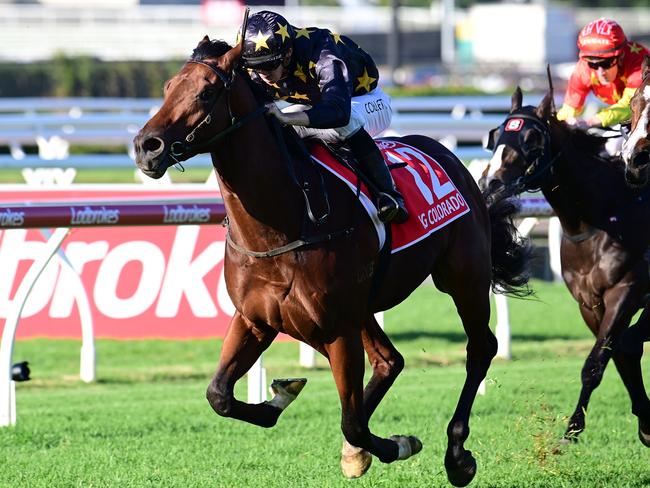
3, 280, 649, 487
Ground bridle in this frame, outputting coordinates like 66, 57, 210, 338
487, 111, 566, 197
168, 60, 266, 166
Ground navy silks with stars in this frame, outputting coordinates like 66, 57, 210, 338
248, 26, 380, 129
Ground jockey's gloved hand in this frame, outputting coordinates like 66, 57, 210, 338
567, 117, 590, 129
265, 102, 285, 123
264, 102, 310, 128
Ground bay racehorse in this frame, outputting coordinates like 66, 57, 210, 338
133, 37, 531, 487
622, 54, 650, 187
481, 86, 650, 446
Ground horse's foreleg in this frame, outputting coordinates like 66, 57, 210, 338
563, 285, 641, 442
614, 306, 650, 446
340, 316, 408, 478
206, 312, 302, 428
445, 281, 496, 488
326, 333, 421, 474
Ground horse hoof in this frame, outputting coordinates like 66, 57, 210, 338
560, 429, 581, 445
340, 441, 372, 478
558, 435, 578, 445
638, 419, 650, 447
445, 451, 477, 487
268, 378, 307, 410
270, 378, 307, 397
389, 435, 423, 460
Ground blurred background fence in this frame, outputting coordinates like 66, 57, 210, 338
0, 95, 549, 166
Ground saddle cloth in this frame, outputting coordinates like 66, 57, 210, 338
309, 139, 470, 253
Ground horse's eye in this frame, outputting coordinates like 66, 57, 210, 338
199, 88, 215, 101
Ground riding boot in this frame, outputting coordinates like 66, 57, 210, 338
346, 129, 409, 224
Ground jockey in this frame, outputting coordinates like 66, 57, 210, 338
557, 18, 650, 155
240, 10, 408, 224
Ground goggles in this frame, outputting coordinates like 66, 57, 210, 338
242, 53, 283, 73
586, 57, 617, 70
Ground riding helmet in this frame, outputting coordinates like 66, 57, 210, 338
578, 18, 627, 59
242, 11, 295, 71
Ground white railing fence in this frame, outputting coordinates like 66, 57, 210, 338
0, 95, 570, 167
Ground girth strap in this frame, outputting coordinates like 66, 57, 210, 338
226, 227, 355, 258
562, 225, 598, 243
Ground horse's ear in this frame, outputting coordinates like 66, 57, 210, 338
510, 87, 522, 113
221, 7, 248, 73
198, 35, 211, 47
536, 92, 554, 120
222, 43, 243, 72
643, 55, 650, 79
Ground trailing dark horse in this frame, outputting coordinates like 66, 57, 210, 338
622, 54, 650, 187
482, 86, 650, 446
133, 37, 530, 486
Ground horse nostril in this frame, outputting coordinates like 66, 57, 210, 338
143, 137, 164, 154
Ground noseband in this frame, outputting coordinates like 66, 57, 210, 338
168, 60, 266, 165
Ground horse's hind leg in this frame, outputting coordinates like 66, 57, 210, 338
340, 316, 413, 478
206, 311, 305, 428
615, 306, 650, 446
563, 283, 642, 442
326, 331, 421, 470
437, 270, 496, 487
360, 316, 405, 416
560, 303, 600, 441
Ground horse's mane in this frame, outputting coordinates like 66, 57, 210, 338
188, 38, 271, 106
190, 39, 232, 61
550, 115, 623, 166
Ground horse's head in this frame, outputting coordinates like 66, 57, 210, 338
621, 55, 650, 188
133, 37, 243, 178
480, 87, 556, 198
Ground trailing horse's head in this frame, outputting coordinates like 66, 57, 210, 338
621, 55, 650, 188
480, 87, 555, 198
133, 37, 243, 178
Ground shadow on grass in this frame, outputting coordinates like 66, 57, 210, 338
389, 330, 586, 344
96, 372, 210, 384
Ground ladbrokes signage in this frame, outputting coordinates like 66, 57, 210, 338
0, 187, 234, 339
0, 225, 233, 339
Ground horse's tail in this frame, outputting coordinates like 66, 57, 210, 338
487, 195, 534, 297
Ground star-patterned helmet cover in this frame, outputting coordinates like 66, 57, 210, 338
242, 11, 295, 71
